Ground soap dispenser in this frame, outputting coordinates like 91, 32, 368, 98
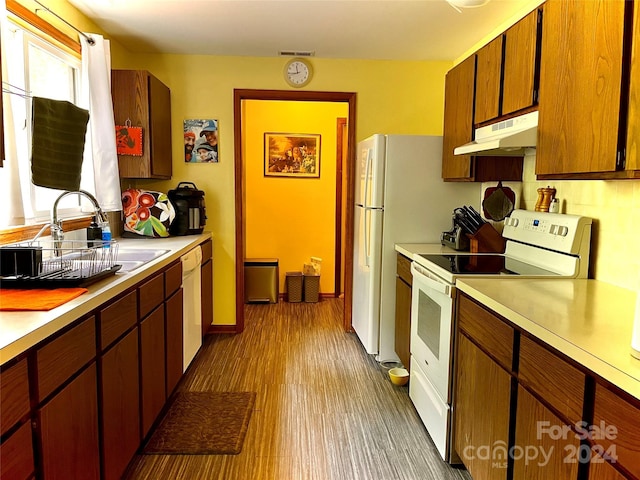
87, 216, 102, 247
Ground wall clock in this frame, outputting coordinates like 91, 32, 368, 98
284, 58, 313, 88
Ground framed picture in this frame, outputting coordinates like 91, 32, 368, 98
264, 133, 320, 178
184, 119, 219, 163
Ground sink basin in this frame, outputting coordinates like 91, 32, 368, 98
115, 248, 169, 273
116, 248, 169, 263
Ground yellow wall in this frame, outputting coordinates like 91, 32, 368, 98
521, 154, 640, 291
243, 100, 349, 295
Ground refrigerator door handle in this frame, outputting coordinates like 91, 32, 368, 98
364, 208, 370, 267
363, 149, 372, 208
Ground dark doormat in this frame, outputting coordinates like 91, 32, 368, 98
143, 391, 256, 455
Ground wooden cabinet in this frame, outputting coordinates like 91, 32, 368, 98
475, 8, 540, 124
592, 383, 640, 479
443, 56, 476, 180
502, 8, 541, 116
474, 36, 503, 124
99, 292, 140, 480
201, 239, 213, 336
140, 305, 166, 437
536, 0, 628, 178
0, 422, 34, 480
626, 0, 640, 172
394, 253, 412, 370
165, 287, 184, 397
442, 56, 524, 182
513, 386, 580, 480
100, 328, 140, 480
455, 334, 511, 480
39, 364, 100, 480
111, 70, 172, 179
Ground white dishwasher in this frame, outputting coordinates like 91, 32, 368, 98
181, 246, 203, 371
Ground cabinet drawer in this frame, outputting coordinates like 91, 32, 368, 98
37, 317, 96, 402
139, 273, 164, 318
457, 294, 514, 371
518, 335, 584, 425
0, 421, 35, 480
201, 239, 212, 263
396, 253, 412, 286
100, 290, 137, 350
593, 383, 640, 479
0, 358, 30, 435
165, 261, 182, 298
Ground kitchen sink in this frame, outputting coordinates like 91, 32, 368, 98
115, 248, 169, 273
116, 248, 169, 263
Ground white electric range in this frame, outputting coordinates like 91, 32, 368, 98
407, 209, 592, 463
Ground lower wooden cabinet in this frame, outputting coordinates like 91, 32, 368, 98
140, 305, 166, 437
513, 386, 580, 480
455, 334, 511, 480
0, 421, 35, 480
165, 288, 184, 397
38, 364, 100, 480
394, 253, 412, 370
100, 328, 140, 480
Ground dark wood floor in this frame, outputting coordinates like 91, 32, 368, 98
124, 299, 472, 480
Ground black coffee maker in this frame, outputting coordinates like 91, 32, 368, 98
168, 182, 206, 235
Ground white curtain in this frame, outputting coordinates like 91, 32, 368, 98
80, 33, 121, 212
1, 3, 28, 225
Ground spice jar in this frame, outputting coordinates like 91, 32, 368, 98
535, 186, 556, 212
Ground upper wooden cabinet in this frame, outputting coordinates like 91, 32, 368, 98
626, 0, 640, 172
502, 8, 541, 116
536, 0, 633, 178
111, 70, 172, 179
443, 56, 476, 180
474, 7, 541, 125
474, 36, 503, 124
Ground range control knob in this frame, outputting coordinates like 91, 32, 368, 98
558, 226, 569, 236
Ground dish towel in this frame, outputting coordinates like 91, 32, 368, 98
31, 97, 90, 191
0, 288, 88, 311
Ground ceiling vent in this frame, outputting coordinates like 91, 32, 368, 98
279, 51, 315, 57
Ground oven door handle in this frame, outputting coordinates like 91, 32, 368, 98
411, 262, 451, 297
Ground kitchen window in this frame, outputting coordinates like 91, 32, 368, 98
1, 17, 95, 230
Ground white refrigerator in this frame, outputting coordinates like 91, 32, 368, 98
351, 134, 479, 363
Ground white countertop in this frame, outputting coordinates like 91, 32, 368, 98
0, 233, 211, 365
457, 278, 640, 400
395, 243, 460, 259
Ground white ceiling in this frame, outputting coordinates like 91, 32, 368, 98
67, 0, 540, 61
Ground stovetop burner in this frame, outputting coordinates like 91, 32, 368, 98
416, 253, 560, 277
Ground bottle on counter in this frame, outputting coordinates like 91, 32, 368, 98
87, 217, 102, 247
101, 220, 112, 248
549, 198, 560, 213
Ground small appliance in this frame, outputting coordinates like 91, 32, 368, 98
168, 182, 207, 236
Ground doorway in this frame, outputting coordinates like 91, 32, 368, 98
233, 89, 357, 333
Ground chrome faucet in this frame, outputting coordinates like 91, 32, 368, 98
51, 190, 107, 254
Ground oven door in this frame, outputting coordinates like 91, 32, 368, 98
410, 261, 455, 403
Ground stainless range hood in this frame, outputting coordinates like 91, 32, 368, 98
454, 111, 538, 156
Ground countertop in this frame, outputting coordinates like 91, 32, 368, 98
395, 243, 460, 259
0, 232, 212, 365
457, 278, 640, 400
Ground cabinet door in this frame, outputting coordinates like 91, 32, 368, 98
442, 56, 476, 180
394, 275, 411, 371
165, 288, 184, 397
101, 328, 140, 480
39, 364, 100, 480
0, 422, 35, 480
0, 358, 30, 436
503, 8, 540, 116
148, 73, 172, 178
475, 36, 503, 124
454, 334, 511, 480
140, 305, 166, 437
537, 0, 625, 176
513, 386, 580, 480
626, 0, 640, 171
201, 258, 213, 337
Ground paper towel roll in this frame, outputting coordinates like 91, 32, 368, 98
631, 291, 640, 360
